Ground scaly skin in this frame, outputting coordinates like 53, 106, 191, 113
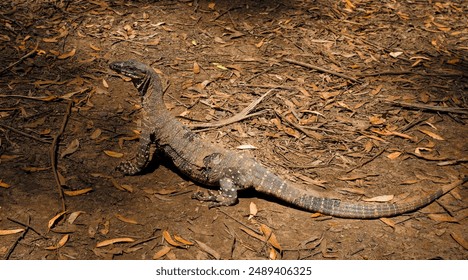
110, 59, 464, 219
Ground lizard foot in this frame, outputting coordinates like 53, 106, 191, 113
192, 191, 238, 208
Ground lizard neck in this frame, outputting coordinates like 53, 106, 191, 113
137, 71, 166, 113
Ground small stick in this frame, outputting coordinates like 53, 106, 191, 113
283, 58, 359, 83
7, 217, 48, 239
346, 146, 387, 173
189, 88, 277, 129
50, 100, 73, 212
387, 101, 468, 115
3, 216, 30, 260
274, 110, 324, 140
0, 123, 52, 144
0, 42, 39, 75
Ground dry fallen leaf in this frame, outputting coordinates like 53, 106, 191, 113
57, 48, 76, 59
387, 151, 402, 160
48, 211, 67, 230
163, 230, 184, 247
20, 166, 50, 172
63, 188, 93, 196
379, 218, 396, 229
362, 194, 394, 202
0, 180, 11, 188
260, 224, 282, 251
153, 246, 171, 260
45, 234, 69, 250
193, 61, 200, 74
428, 214, 458, 223
418, 129, 444, 140
174, 235, 194, 246
96, 237, 135, 248
248, 202, 258, 220
115, 214, 139, 225
195, 240, 221, 259
450, 231, 468, 250
67, 211, 85, 224
90, 128, 102, 140
104, 150, 124, 158
0, 228, 25, 235
60, 139, 80, 158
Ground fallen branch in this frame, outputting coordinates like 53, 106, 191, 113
188, 88, 277, 129
50, 100, 73, 212
3, 216, 30, 260
0, 42, 39, 75
387, 101, 468, 115
283, 58, 359, 83
0, 123, 52, 144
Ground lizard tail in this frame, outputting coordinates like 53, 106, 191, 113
263, 177, 465, 219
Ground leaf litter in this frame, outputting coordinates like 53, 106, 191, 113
0, 0, 466, 260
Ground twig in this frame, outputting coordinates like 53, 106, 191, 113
283, 58, 359, 83
0, 123, 52, 144
346, 146, 387, 173
50, 100, 73, 212
188, 88, 277, 129
3, 216, 30, 260
274, 110, 324, 140
7, 217, 48, 239
387, 101, 468, 115
0, 42, 39, 75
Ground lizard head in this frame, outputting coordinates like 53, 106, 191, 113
109, 60, 156, 94
109, 59, 150, 80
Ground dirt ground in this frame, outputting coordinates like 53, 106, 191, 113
0, 0, 467, 260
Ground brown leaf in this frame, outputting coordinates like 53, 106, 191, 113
48, 211, 67, 230
363, 194, 394, 202
370, 85, 383, 96
428, 214, 458, 223
115, 214, 139, 225
387, 151, 402, 160
0, 180, 11, 189
319, 91, 340, 99
60, 139, 80, 158
173, 235, 194, 246
153, 246, 171, 260
0, 228, 25, 235
248, 202, 257, 220
450, 231, 468, 250
379, 218, 396, 229
269, 247, 278, 260
104, 150, 124, 158
260, 224, 282, 251
90, 128, 102, 140
418, 129, 444, 140
67, 211, 85, 224
57, 48, 76, 59
45, 234, 69, 250
193, 62, 200, 74
96, 237, 135, 248
163, 230, 184, 247
239, 226, 266, 242
63, 188, 93, 196
21, 166, 49, 172
195, 240, 221, 259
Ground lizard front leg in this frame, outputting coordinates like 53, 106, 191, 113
192, 178, 239, 207
117, 131, 152, 175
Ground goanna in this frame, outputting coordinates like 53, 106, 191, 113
109, 59, 465, 219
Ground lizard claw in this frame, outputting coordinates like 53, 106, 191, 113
192, 190, 217, 202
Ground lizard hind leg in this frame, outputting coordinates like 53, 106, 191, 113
192, 178, 239, 208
